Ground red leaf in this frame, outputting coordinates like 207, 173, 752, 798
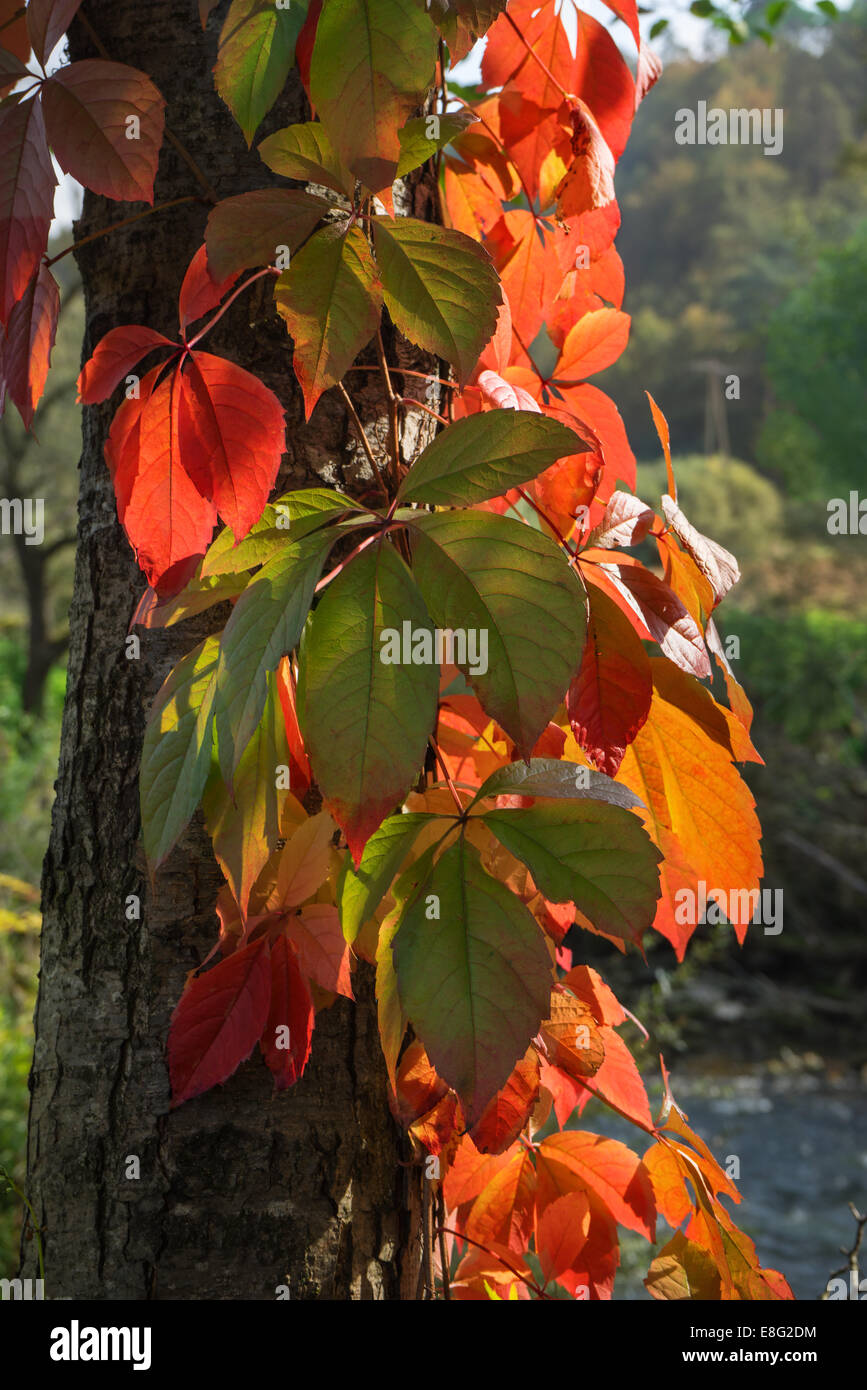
466, 1148, 536, 1254
262, 934, 314, 1090
295, 0, 322, 99
41, 59, 165, 203
551, 383, 635, 493
574, 1025, 654, 1132
568, 584, 652, 776
469, 1048, 540, 1155
583, 554, 711, 679
176, 350, 285, 539
0, 0, 30, 73
168, 935, 272, 1106
26, 0, 82, 65
0, 96, 55, 324
275, 657, 311, 797
538, 1131, 656, 1241
553, 307, 630, 382
571, 8, 635, 160
178, 243, 239, 332
559, 964, 627, 1028
535, 1190, 591, 1291
2, 261, 59, 428
599, 0, 640, 46
394, 1038, 450, 1126
287, 904, 353, 1000
105, 362, 217, 595
554, 100, 616, 219
77, 324, 175, 405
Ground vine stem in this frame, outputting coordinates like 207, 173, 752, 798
428, 736, 464, 815
400, 396, 448, 427
76, 7, 219, 203
436, 1188, 451, 1301
314, 532, 379, 593
344, 364, 457, 392
44, 196, 201, 267
337, 382, 390, 505
375, 328, 402, 490
436, 1226, 551, 1299
184, 266, 277, 348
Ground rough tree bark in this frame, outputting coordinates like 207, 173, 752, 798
22, 0, 442, 1300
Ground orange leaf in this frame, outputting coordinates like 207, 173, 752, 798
470, 1047, 540, 1154
537, 1131, 656, 1240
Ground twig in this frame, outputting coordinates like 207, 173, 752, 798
437, 1187, 451, 1300
428, 736, 464, 815
821, 1203, 867, 1299
44, 197, 201, 267
184, 266, 278, 347
437, 1226, 551, 1299
400, 397, 448, 427
375, 329, 402, 489
344, 364, 457, 392
336, 382, 389, 503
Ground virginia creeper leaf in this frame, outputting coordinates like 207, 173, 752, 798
372, 217, 501, 386
469, 756, 644, 811
396, 110, 478, 178
201, 487, 365, 578
298, 540, 439, 861
258, 120, 354, 198
392, 837, 552, 1125
41, 60, 165, 203
484, 800, 661, 944
0, 96, 55, 324
2, 261, 59, 428
175, 349, 286, 540
26, 0, 83, 65
77, 324, 175, 405
537, 1131, 656, 1241
177, 243, 239, 331
141, 634, 220, 871
568, 585, 653, 776
398, 411, 583, 507
309, 0, 437, 192
552, 308, 631, 383
205, 188, 330, 281
407, 510, 586, 757
275, 223, 383, 418
262, 934, 314, 1088
214, 0, 307, 145
203, 672, 292, 915
215, 526, 344, 780
337, 812, 438, 943
169, 936, 272, 1106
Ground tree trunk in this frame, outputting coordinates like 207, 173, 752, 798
23, 0, 438, 1300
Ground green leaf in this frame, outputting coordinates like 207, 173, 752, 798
275, 224, 383, 418
141, 636, 220, 871
214, 0, 308, 145
407, 510, 586, 756
424, 1, 509, 59
258, 121, 355, 199
372, 217, 501, 386
215, 527, 347, 781
816, 0, 837, 16
201, 489, 368, 578
309, 0, 437, 192
483, 801, 662, 944
396, 111, 478, 178
203, 671, 291, 914
469, 756, 645, 811
338, 812, 439, 943
298, 539, 440, 861
138, 571, 249, 628
206, 188, 330, 280
398, 410, 583, 506
392, 837, 551, 1125
649, 18, 669, 38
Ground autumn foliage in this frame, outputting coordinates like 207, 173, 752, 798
1, 0, 790, 1300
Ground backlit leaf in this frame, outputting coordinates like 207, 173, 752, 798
262, 933, 314, 1088
470, 756, 644, 811
568, 585, 653, 776
27, 0, 83, 66
214, 0, 306, 145
309, 0, 437, 192
373, 216, 501, 387
408, 509, 586, 756
77, 324, 174, 405
298, 540, 439, 861
484, 800, 661, 944
398, 410, 583, 507
168, 936, 272, 1105
141, 635, 220, 871
2, 261, 59, 428
205, 188, 330, 280
392, 836, 552, 1124
258, 120, 354, 198
275, 223, 383, 418
41, 59, 165, 202
537, 1131, 656, 1240
337, 811, 437, 943
0, 96, 55, 324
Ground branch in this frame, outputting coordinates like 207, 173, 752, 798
336, 382, 389, 504
821, 1203, 866, 1299
45, 198, 203, 268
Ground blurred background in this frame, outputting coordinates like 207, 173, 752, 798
1, 0, 865, 1297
